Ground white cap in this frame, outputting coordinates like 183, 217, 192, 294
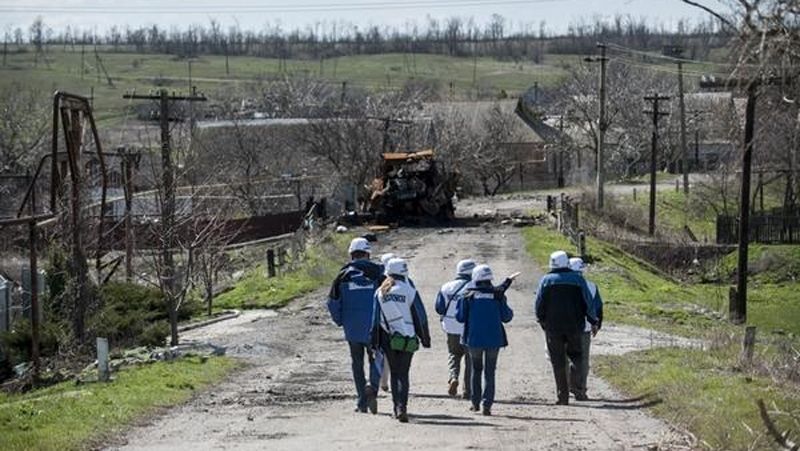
456, 259, 476, 276
386, 258, 409, 277
348, 237, 371, 254
569, 257, 585, 272
380, 253, 397, 266
472, 264, 493, 282
549, 251, 569, 269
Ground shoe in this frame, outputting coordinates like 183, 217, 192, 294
355, 406, 367, 413
575, 393, 589, 401
365, 385, 378, 414
469, 404, 480, 412
462, 392, 471, 400
397, 406, 409, 423
482, 405, 492, 416
555, 398, 569, 406
448, 379, 458, 397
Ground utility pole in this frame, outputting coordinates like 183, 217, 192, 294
122, 89, 206, 345
735, 84, 757, 323
699, 75, 788, 323
585, 43, 608, 209
644, 93, 671, 237
677, 57, 689, 195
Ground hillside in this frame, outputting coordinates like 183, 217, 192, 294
0, 46, 576, 122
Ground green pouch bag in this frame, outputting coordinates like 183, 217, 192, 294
390, 333, 419, 353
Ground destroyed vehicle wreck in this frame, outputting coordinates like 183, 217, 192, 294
366, 150, 458, 221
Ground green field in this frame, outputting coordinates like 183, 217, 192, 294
1, 46, 573, 124
0, 356, 237, 451
214, 232, 352, 310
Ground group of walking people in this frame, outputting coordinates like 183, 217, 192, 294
326, 237, 603, 423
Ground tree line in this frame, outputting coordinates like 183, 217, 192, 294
10, 14, 729, 61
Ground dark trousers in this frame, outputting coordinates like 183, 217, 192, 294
348, 341, 381, 410
468, 347, 500, 408
569, 332, 592, 397
446, 333, 471, 395
545, 332, 585, 402
382, 345, 414, 412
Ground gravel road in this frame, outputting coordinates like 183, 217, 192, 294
109, 223, 688, 451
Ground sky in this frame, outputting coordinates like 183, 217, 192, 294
0, 0, 714, 36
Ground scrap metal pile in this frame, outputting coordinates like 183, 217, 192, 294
367, 150, 457, 221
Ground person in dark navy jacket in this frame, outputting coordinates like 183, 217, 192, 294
534, 251, 598, 405
327, 237, 384, 414
455, 264, 514, 416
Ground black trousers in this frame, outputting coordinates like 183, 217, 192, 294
380, 335, 414, 411
545, 331, 585, 401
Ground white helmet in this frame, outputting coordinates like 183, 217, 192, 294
348, 237, 371, 255
472, 264, 493, 282
456, 259, 476, 277
569, 257, 585, 272
549, 251, 569, 270
380, 253, 397, 266
386, 258, 409, 277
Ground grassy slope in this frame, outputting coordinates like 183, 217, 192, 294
0, 356, 237, 451
1, 47, 573, 123
596, 348, 800, 450
214, 233, 351, 310
523, 225, 800, 450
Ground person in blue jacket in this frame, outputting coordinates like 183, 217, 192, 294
534, 251, 598, 405
456, 264, 514, 416
327, 237, 385, 414
568, 257, 603, 400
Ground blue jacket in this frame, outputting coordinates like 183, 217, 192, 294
455, 281, 514, 348
534, 269, 597, 335
586, 279, 604, 329
326, 259, 384, 344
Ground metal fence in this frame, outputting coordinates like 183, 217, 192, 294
717, 214, 800, 244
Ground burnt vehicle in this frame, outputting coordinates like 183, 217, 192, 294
367, 150, 458, 221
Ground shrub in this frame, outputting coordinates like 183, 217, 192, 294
139, 321, 169, 348
90, 282, 167, 349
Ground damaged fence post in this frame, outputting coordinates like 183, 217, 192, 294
577, 231, 587, 258
267, 249, 276, 278
742, 326, 756, 366
97, 337, 110, 382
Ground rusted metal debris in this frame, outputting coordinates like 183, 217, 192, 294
366, 149, 457, 221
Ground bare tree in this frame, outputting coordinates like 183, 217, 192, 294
0, 84, 49, 175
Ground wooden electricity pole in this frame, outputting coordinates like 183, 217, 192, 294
585, 43, 608, 209
644, 93, 671, 237
699, 76, 788, 323
122, 89, 206, 345
677, 60, 690, 195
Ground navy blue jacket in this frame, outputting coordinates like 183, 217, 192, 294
326, 259, 384, 344
534, 268, 597, 335
455, 281, 514, 348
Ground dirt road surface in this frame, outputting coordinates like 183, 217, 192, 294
110, 224, 687, 451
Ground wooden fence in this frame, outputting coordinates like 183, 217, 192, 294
546, 194, 586, 257
717, 214, 800, 244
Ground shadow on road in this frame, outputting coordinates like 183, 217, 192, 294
411, 413, 495, 427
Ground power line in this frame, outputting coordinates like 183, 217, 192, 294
0, 0, 570, 14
